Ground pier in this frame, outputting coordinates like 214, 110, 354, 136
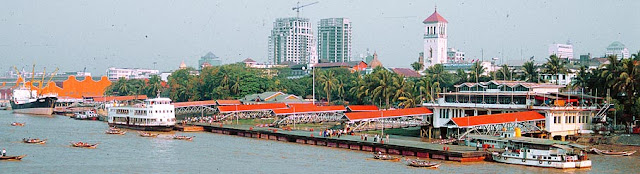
189, 122, 487, 162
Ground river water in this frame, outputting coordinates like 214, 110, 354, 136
1, 110, 638, 173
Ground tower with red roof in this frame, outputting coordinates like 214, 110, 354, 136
423, 7, 448, 69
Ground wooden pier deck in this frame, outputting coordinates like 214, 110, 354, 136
189, 123, 487, 162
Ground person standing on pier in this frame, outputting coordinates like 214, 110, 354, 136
386, 134, 389, 143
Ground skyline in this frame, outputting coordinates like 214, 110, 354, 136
1, 0, 639, 76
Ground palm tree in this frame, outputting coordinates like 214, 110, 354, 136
571, 66, 590, 91
521, 61, 538, 82
393, 77, 415, 108
318, 70, 338, 104
336, 78, 346, 103
371, 69, 395, 108
542, 54, 567, 85
469, 61, 486, 83
455, 69, 468, 84
600, 55, 621, 88
410, 61, 423, 71
613, 58, 640, 122
145, 75, 163, 97
632, 50, 640, 61
497, 64, 512, 81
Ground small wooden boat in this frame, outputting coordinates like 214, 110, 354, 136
105, 129, 126, 135
138, 131, 159, 137
70, 142, 99, 149
73, 111, 99, 120
407, 159, 440, 168
22, 138, 47, 144
11, 122, 25, 126
0, 155, 26, 161
173, 135, 194, 141
373, 153, 400, 161
591, 148, 636, 156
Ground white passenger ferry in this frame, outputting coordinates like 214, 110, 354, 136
107, 98, 176, 131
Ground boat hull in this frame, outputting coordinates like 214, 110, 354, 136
10, 97, 56, 115
108, 123, 174, 132
492, 154, 576, 169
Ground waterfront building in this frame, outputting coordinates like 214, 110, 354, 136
423, 8, 448, 68
605, 41, 630, 59
241, 91, 306, 104
422, 80, 603, 140
548, 43, 574, 60
391, 68, 421, 78
317, 18, 352, 63
447, 48, 465, 63
106, 67, 159, 81
198, 52, 222, 69
539, 73, 576, 86
268, 17, 318, 65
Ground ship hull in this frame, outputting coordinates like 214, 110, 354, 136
10, 97, 57, 115
108, 123, 174, 132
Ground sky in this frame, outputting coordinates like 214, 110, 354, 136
1, 0, 638, 76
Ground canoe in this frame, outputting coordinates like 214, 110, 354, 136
173, 135, 194, 141
71, 142, 99, 149
407, 160, 440, 168
591, 148, 636, 156
105, 130, 126, 135
138, 131, 159, 137
373, 154, 400, 161
11, 122, 25, 126
0, 155, 26, 161
23, 138, 47, 144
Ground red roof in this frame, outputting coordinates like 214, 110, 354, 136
174, 100, 217, 107
344, 107, 432, 121
423, 10, 448, 23
242, 58, 256, 63
92, 95, 147, 102
450, 111, 545, 128
347, 105, 379, 112
216, 100, 242, 105
273, 105, 346, 115
218, 103, 288, 113
391, 68, 421, 78
288, 103, 317, 108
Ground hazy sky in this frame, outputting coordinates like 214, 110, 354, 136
1, 0, 638, 76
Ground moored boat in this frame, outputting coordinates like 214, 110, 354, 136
0, 155, 26, 161
173, 135, 194, 141
22, 138, 46, 144
138, 131, 159, 137
11, 122, 25, 126
70, 142, 98, 149
107, 98, 176, 132
373, 152, 400, 161
591, 148, 636, 156
73, 110, 99, 120
406, 159, 440, 168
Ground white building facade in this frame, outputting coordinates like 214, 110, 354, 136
268, 17, 318, 65
423, 9, 448, 68
107, 67, 159, 81
317, 18, 352, 63
447, 47, 465, 63
548, 43, 574, 60
605, 41, 630, 59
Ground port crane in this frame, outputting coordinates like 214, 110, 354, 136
292, 1, 318, 18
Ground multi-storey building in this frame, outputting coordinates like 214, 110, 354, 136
423, 81, 604, 140
198, 52, 221, 69
106, 67, 159, 81
605, 41, 630, 59
268, 17, 318, 65
317, 18, 352, 63
447, 47, 465, 63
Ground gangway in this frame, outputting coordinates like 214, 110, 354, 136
592, 104, 613, 123
272, 105, 346, 126
344, 107, 432, 132
448, 111, 545, 140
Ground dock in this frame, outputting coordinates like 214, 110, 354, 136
190, 123, 487, 162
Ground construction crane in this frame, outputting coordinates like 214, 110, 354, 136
292, 1, 318, 18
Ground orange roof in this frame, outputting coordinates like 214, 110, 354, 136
273, 105, 346, 115
174, 100, 218, 107
92, 95, 147, 102
216, 100, 242, 105
218, 103, 288, 113
288, 103, 316, 108
344, 107, 432, 121
450, 111, 545, 128
347, 105, 379, 112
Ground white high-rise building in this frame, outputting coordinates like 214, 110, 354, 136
423, 8, 448, 68
268, 17, 318, 65
605, 41, 630, 60
106, 67, 159, 81
548, 43, 574, 60
317, 18, 352, 63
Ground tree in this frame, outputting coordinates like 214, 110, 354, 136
542, 54, 567, 85
411, 61, 423, 71
455, 69, 468, 84
571, 66, 590, 92
144, 75, 163, 97
317, 70, 338, 104
520, 61, 538, 82
497, 64, 512, 81
632, 50, 640, 61
469, 61, 486, 83
614, 58, 640, 122
370, 67, 396, 108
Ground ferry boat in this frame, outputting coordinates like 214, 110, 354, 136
107, 97, 176, 131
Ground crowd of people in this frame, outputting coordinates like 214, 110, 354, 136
183, 116, 222, 124
320, 128, 352, 138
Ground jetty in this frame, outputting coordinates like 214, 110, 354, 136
190, 123, 487, 162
